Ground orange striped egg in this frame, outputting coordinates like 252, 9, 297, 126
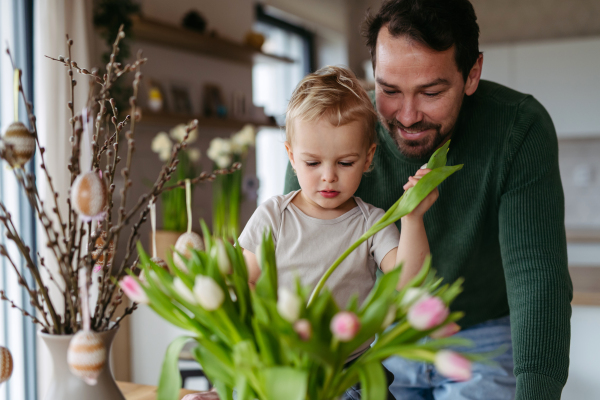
71, 171, 108, 220
0, 346, 13, 384
174, 232, 204, 272
67, 331, 106, 386
2, 122, 35, 167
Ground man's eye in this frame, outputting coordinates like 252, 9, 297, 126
339, 162, 355, 167
382, 89, 397, 95
424, 92, 441, 98
305, 162, 319, 167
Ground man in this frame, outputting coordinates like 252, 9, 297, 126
284, 0, 572, 399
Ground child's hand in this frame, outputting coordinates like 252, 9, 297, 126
402, 166, 439, 218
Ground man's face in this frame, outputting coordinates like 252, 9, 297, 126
374, 27, 480, 158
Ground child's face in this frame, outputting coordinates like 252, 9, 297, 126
285, 118, 376, 211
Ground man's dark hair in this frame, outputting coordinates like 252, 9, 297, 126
362, 0, 481, 81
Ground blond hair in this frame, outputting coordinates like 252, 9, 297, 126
285, 66, 377, 147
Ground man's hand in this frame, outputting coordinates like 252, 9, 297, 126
403, 167, 439, 218
181, 389, 220, 400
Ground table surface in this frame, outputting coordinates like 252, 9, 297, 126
118, 381, 200, 400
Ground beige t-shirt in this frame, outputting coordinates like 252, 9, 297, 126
238, 190, 400, 308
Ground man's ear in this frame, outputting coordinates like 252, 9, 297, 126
284, 141, 295, 168
465, 53, 483, 96
364, 143, 377, 172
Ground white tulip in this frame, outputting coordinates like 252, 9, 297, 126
212, 239, 232, 275
174, 277, 197, 305
194, 276, 225, 311
401, 288, 429, 309
277, 288, 301, 323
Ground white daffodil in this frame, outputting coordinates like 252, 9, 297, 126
215, 154, 232, 169
207, 137, 233, 168
194, 276, 225, 311
170, 123, 198, 144
151, 132, 173, 161
231, 124, 256, 152
187, 148, 201, 162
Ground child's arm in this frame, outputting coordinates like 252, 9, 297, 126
380, 168, 438, 289
243, 249, 262, 288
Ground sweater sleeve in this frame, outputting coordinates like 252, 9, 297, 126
283, 161, 301, 194
498, 97, 572, 400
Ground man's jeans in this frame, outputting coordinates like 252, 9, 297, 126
383, 315, 516, 400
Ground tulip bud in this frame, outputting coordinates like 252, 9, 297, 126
193, 276, 224, 311
213, 239, 232, 275
120, 276, 149, 304
400, 288, 428, 308
407, 296, 449, 331
174, 277, 197, 305
293, 319, 312, 341
277, 288, 301, 323
434, 350, 472, 381
430, 322, 461, 339
330, 311, 360, 342
382, 305, 397, 329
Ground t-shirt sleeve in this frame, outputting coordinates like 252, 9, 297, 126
238, 197, 282, 255
368, 206, 400, 268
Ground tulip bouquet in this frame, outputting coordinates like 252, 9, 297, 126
129, 142, 483, 400
207, 125, 256, 238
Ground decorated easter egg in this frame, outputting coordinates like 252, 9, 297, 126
174, 232, 204, 272
67, 330, 106, 385
0, 346, 13, 384
71, 171, 108, 219
150, 257, 169, 270
2, 121, 35, 167
92, 233, 114, 272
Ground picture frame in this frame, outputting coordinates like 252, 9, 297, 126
170, 84, 193, 114
203, 83, 226, 118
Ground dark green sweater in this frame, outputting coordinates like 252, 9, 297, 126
284, 80, 572, 399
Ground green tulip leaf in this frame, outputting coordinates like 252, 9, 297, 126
262, 367, 308, 400
158, 336, 192, 400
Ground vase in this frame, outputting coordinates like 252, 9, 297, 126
39, 327, 125, 400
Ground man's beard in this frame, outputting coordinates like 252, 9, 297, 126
380, 116, 452, 159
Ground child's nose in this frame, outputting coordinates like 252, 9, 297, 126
322, 167, 337, 183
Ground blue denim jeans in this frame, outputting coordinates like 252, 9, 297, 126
382, 315, 516, 400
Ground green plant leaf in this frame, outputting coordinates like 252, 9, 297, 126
158, 336, 192, 400
262, 367, 308, 400
426, 139, 451, 170
359, 361, 387, 400
254, 230, 278, 301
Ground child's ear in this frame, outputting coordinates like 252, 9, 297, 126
364, 143, 377, 172
284, 141, 296, 168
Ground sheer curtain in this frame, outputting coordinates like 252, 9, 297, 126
33, 0, 92, 396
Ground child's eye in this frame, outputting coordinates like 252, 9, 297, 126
305, 161, 319, 167
339, 162, 355, 167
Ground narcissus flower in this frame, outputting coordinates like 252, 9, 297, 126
435, 350, 472, 381
330, 311, 360, 342
120, 276, 148, 304
277, 288, 301, 323
407, 296, 449, 331
193, 276, 224, 311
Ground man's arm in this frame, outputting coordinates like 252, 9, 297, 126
498, 97, 572, 400
283, 161, 301, 194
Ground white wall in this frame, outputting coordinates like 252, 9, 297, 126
480, 36, 600, 138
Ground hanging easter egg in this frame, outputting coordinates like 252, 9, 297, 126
2, 121, 35, 168
150, 256, 169, 270
67, 330, 106, 385
0, 346, 13, 384
92, 232, 115, 272
147, 87, 164, 112
174, 232, 204, 272
71, 171, 108, 220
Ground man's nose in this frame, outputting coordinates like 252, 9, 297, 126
396, 98, 422, 128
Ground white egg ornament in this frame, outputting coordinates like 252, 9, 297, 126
174, 232, 204, 272
151, 256, 169, 270
71, 171, 108, 220
2, 122, 35, 168
67, 331, 106, 385
0, 346, 13, 384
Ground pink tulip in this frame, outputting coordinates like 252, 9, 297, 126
330, 311, 360, 342
430, 322, 461, 339
120, 276, 149, 304
434, 350, 472, 381
407, 296, 449, 331
293, 319, 312, 341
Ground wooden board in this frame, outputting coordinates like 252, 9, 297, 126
118, 381, 200, 400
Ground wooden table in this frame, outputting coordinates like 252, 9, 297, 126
118, 381, 201, 400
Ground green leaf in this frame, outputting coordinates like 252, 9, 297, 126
254, 230, 278, 301
427, 139, 451, 170
262, 367, 308, 400
192, 342, 236, 387
214, 380, 234, 400
158, 336, 192, 400
359, 361, 387, 400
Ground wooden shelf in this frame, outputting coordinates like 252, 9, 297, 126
136, 109, 279, 130
131, 15, 295, 65
566, 229, 600, 243
570, 266, 600, 306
